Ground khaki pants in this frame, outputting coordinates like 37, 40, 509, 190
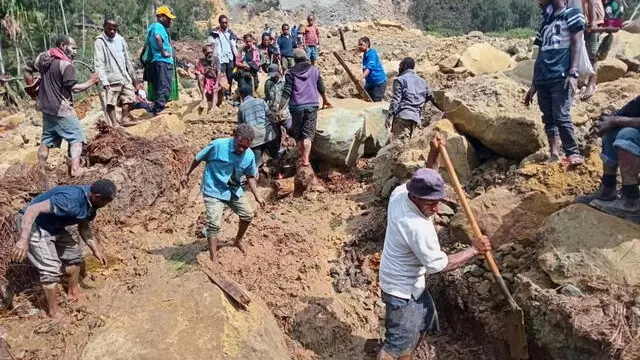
203, 196, 254, 238
391, 118, 417, 140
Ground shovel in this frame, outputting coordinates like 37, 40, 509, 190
439, 144, 529, 359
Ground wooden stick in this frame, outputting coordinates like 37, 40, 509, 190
197, 255, 251, 310
332, 51, 373, 102
439, 144, 521, 311
338, 28, 346, 51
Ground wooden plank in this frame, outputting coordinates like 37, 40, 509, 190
338, 28, 346, 51
197, 255, 251, 309
332, 51, 373, 102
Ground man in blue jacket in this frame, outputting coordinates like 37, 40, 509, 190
358, 36, 387, 102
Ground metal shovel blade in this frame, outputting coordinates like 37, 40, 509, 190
505, 306, 528, 359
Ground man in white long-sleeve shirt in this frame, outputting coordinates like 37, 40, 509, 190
94, 18, 137, 126
377, 134, 492, 360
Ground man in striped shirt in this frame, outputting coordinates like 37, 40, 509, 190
525, 0, 585, 165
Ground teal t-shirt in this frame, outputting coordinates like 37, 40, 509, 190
147, 22, 173, 64
195, 138, 257, 200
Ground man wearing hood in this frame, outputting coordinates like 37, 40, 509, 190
94, 18, 137, 126
24, 35, 99, 177
278, 49, 331, 167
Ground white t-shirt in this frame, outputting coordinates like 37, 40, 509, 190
379, 184, 449, 300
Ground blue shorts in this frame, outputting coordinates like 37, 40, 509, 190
601, 96, 640, 168
381, 290, 440, 358
41, 114, 85, 148
306, 45, 319, 61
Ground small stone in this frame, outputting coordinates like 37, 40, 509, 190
634, 296, 640, 307
559, 284, 583, 297
502, 272, 514, 282
498, 242, 514, 254
630, 306, 640, 318
483, 272, 494, 282
438, 203, 455, 216
464, 264, 485, 277
503, 255, 518, 268
477, 280, 491, 295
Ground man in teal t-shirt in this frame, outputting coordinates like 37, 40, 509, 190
181, 124, 266, 262
358, 36, 387, 102
144, 6, 175, 114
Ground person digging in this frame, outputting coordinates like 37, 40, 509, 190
10, 179, 115, 320
181, 124, 266, 261
576, 96, 640, 221
377, 134, 492, 360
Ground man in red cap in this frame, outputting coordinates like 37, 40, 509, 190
377, 134, 492, 360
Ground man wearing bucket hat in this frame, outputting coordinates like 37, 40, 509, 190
377, 134, 492, 360
142, 6, 176, 114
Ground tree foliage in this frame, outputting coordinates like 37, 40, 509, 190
0, 0, 211, 75
411, 0, 640, 34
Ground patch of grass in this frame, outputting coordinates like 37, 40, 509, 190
424, 28, 464, 37
167, 247, 197, 275
486, 28, 536, 39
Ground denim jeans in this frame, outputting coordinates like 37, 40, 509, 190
536, 79, 580, 156
601, 96, 640, 168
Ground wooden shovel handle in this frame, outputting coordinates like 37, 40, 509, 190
438, 144, 502, 277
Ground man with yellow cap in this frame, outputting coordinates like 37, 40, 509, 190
142, 6, 176, 114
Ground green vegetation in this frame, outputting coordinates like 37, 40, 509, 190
0, 0, 213, 76
486, 28, 537, 39
411, 0, 640, 35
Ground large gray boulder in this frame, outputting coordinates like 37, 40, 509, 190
433, 74, 546, 159
312, 99, 389, 167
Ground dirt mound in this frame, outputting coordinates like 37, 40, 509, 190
0, 165, 47, 296
77, 125, 193, 233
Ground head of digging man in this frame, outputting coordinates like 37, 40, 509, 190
103, 19, 118, 39
407, 168, 447, 218
233, 123, 255, 155
55, 35, 77, 59
88, 179, 117, 209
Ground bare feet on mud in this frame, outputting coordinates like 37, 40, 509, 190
67, 288, 86, 302
235, 240, 248, 255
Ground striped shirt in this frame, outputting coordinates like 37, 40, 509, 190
237, 96, 277, 147
533, 7, 585, 85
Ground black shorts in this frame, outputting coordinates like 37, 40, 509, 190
289, 106, 318, 141
365, 81, 387, 102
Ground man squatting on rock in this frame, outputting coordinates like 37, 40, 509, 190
377, 134, 492, 360
10, 180, 116, 319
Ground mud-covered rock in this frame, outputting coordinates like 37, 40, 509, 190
506, 59, 534, 85
126, 114, 186, 139
312, 99, 388, 167
81, 271, 289, 360
432, 119, 479, 184
450, 189, 561, 247
433, 74, 546, 159
458, 43, 516, 76
538, 204, 640, 288
597, 57, 628, 83
607, 30, 640, 59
